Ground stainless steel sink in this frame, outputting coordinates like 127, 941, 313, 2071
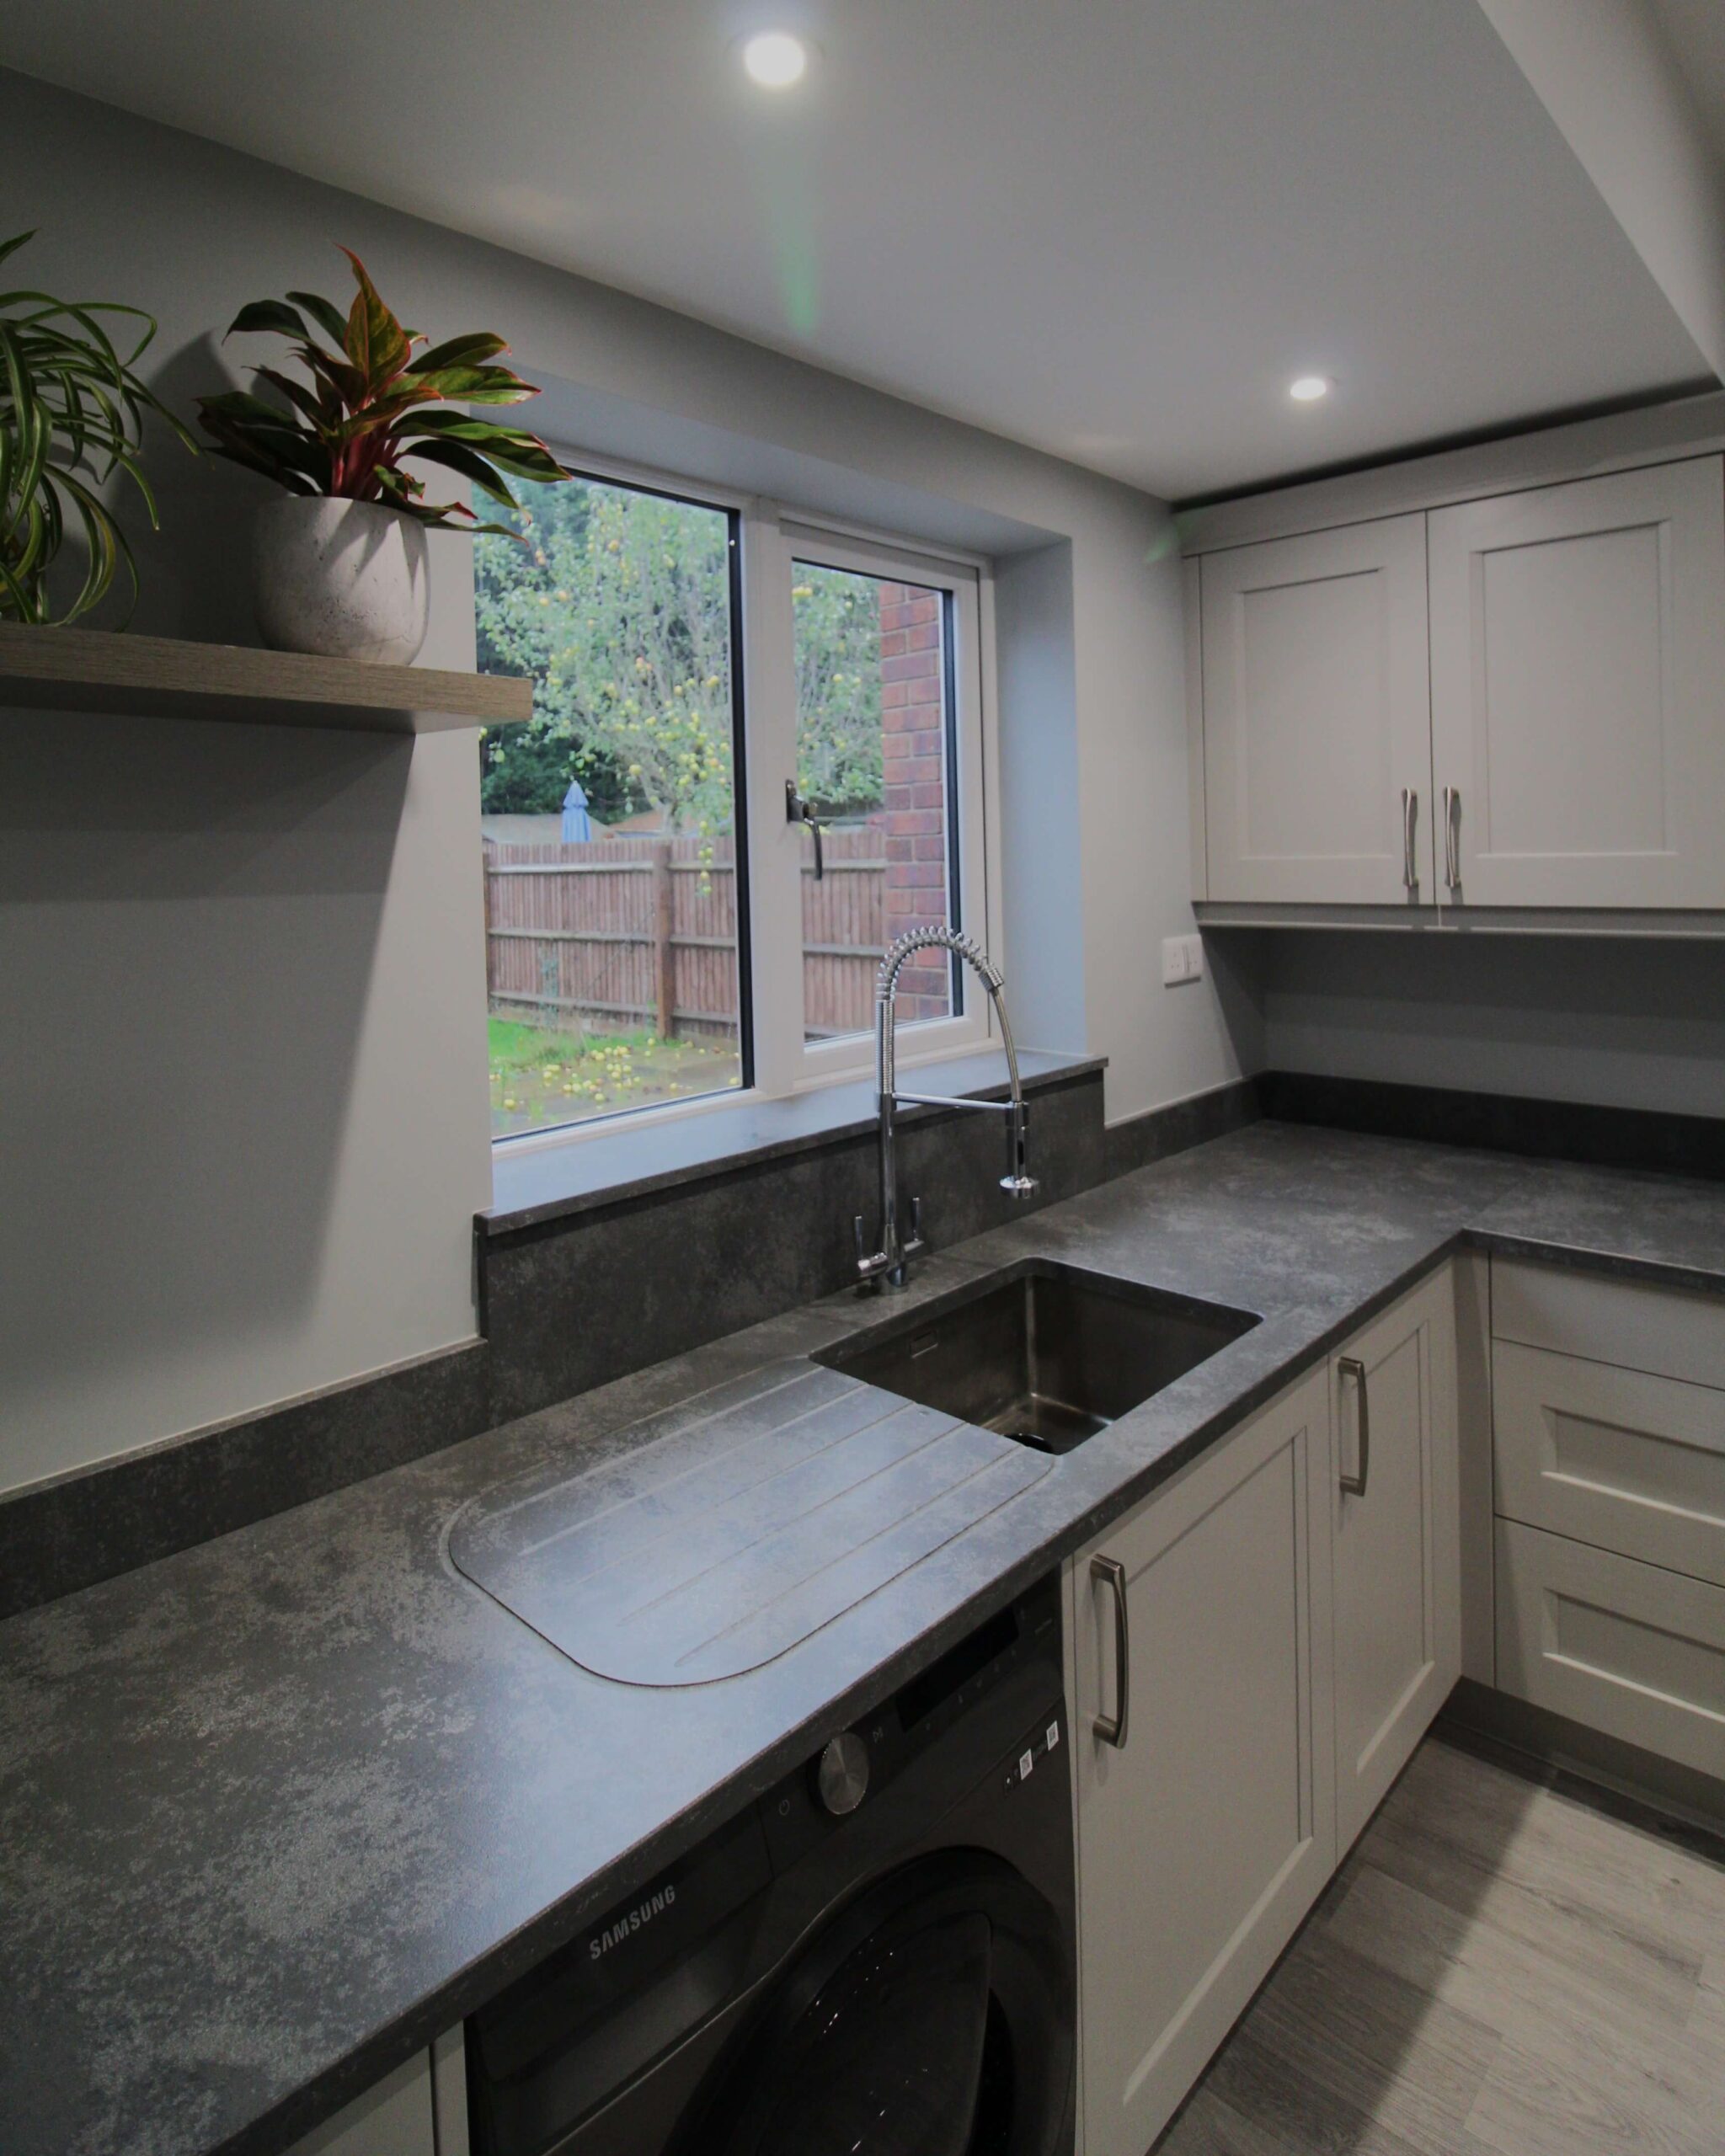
815, 1258, 1260, 1454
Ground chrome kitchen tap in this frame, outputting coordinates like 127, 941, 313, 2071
855, 926, 1038, 1289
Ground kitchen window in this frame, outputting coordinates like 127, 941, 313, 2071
477, 461, 994, 1144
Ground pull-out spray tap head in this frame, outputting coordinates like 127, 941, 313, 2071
875, 925, 1003, 1002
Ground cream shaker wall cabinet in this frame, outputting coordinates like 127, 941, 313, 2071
1427, 457, 1725, 910
1198, 515, 1434, 905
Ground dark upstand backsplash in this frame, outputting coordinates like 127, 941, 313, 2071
1259, 1070, 1725, 1183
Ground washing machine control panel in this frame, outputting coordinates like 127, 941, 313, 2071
759, 1572, 1061, 1870
814, 1731, 871, 1815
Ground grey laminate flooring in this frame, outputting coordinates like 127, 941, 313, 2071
1154, 1735, 1725, 2155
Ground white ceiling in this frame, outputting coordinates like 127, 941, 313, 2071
8, 0, 1714, 499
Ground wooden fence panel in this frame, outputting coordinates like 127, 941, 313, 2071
799, 826, 886, 1039
483, 829, 891, 1040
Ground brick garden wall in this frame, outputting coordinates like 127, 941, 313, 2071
871, 581, 953, 1020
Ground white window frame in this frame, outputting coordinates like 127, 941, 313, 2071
484, 452, 1001, 1155
745, 508, 1000, 1095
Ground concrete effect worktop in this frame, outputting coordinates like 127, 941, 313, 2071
5, 1122, 1725, 2156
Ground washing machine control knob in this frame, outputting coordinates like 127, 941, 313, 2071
815, 1731, 870, 1816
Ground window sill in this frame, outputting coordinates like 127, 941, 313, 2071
483, 1048, 1104, 1237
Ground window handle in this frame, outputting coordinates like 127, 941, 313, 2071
786, 781, 825, 880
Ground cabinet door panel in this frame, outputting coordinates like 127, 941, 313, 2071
1200, 515, 1432, 903
286, 2051, 435, 2156
1495, 1340, 1725, 1589
1072, 1369, 1333, 2156
1497, 1518, 1725, 1782
1492, 1254, 1725, 1392
1429, 456, 1725, 907
1332, 1268, 1460, 1851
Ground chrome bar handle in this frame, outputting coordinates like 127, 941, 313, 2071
891, 1091, 1014, 1113
1338, 1355, 1370, 1498
1441, 786, 1461, 891
1401, 787, 1418, 891
1090, 1555, 1130, 1749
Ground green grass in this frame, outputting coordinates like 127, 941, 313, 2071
488, 1017, 662, 1071
488, 1015, 739, 1135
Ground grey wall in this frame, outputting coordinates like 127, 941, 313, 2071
994, 542, 1086, 1056
1, 81, 494, 1494
1253, 930, 1725, 1118
1, 72, 1255, 1493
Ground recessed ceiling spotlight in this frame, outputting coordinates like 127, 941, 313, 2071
742, 31, 810, 88
1289, 375, 1332, 403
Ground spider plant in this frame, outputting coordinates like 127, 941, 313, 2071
196, 248, 571, 531
0, 230, 195, 626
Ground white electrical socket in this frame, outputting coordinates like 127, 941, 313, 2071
1161, 934, 1205, 985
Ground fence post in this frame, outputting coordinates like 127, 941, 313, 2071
653, 842, 675, 1040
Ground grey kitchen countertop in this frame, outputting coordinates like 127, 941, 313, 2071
5, 1121, 1725, 2156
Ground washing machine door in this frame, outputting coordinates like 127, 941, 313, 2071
683, 1849, 1072, 2156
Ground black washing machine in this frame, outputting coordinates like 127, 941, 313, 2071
466, 1572, 1075, 2156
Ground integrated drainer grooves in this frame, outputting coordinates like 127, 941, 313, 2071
447, 1358, 1053, 1684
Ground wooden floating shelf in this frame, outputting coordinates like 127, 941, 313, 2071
0, 623, 531, 735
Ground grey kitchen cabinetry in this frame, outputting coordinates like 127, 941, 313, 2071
1490, 1258, 1725, 1784
1187, 452, 1725, 915
1328, 1266, 1461, 1852
286, 2031, 466, 2156
1197, 514, 1433, 905
1498, 1521, 1725, 1781
1066, 1265, 1462, 2155
1066, 1364, 1337, 2156
1428, 456, 1725, 910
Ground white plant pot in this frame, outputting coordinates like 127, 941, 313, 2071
253, 495, 430, 665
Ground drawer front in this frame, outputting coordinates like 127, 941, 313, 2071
1496, 1518, 1725, 1782
1494, 1341, 1725, 1589
1492, 1258, 1725, 1391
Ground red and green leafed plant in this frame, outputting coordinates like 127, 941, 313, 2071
196, 248, 572, 532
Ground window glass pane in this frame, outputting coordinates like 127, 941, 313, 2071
476, 476, 745, 1138
792, 564, 958, 1044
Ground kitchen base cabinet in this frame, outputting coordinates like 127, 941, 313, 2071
1330, 1267, 1461, 1853
1497, 1518, 1725, 1783
284, 2052, 435, 2156
286, 2031, 465, 2156
1455, 1249, 1495, 1685
1488, 1257, 1725, 1791
1069, 1368, 1335, 2156
1494, 1339, 1725, 1588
